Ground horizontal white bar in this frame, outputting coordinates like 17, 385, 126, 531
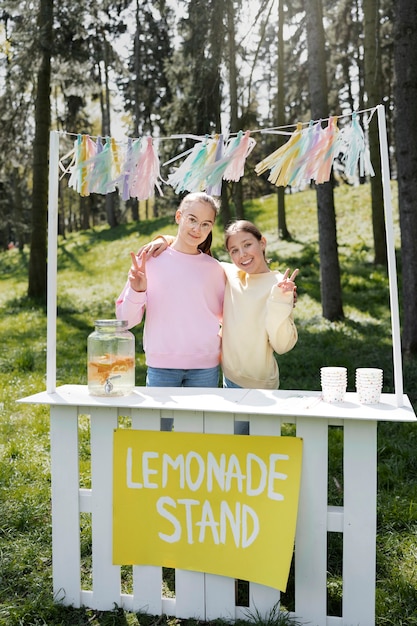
327, 506, 344, 532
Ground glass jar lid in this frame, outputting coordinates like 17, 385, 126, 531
94, 319, 128, 328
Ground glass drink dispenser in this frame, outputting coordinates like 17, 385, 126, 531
87, 319, 135, 396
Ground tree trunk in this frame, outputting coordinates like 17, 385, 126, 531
226, 0, 243, 219
28, 0, 53, 302
277, 0, 290, 240
304, 0, 344, 320
394, 1, 417, 355
100, 39, 118, 228
12, 167, 25, 250
220, 185, 231, 229
363, 0, 387, 267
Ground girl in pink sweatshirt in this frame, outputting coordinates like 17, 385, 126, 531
116, 192, 225, 387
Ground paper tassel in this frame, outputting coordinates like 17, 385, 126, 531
204, 130, 254, 189
255, 123, 304, 186
287, 121, 321, 186
110, 137, 122, 185
80, 135, 95, 196
67, 135, 82, 193
112, 137, 140, 200
205, 134, 224, 196
87, 136, 104, 194
129, 136, 163, 200
313, 117, 340, 184
125, 138, 143, 192
166, 137, 210, 193
204, 132, 243, 188
67, 134, 97, 196
337, 112, 375, 178
120, 138, 133, 201
86, 137, 115, 194
223, 130, 256, 182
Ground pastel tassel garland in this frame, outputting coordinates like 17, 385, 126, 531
61, 111, 375, 200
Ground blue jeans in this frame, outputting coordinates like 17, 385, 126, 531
223, 375, 242, 389
146, 365, 220, 388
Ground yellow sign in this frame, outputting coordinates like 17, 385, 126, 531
113, 429, 303, 591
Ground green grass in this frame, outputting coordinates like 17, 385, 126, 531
1, 182, 417, 625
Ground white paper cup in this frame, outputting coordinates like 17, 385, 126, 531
356, 385, 382, 404
321, 367, 347, 402
322, 385, 346, 403
321, 366, 347, 376
321, 367, 347, 382
356, 368, 383, 404
355, 367, 383, 377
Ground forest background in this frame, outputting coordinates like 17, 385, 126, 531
0, 0, 416, 355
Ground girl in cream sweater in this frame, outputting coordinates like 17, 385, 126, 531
220, 220, 298, 389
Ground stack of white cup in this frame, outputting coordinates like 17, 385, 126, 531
355, 368, 383, 404
320, 366, 347, 403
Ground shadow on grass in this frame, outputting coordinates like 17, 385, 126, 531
280, 319, 395, 393
0, 248, 30, 282
57, 217, 177, 271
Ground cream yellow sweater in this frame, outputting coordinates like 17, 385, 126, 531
220, 262, 298, 389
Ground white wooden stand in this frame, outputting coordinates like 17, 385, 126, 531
19, 385, 416, 625
21, 104, 414, 624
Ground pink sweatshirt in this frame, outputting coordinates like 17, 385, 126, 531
116, 247, 225, 369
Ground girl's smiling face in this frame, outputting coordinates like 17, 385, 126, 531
226, 231, 269, 274
174, 199, 215, 253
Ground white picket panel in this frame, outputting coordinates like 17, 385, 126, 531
90, 406, 121, 609
294, 417, 329, 625
203, 411, 237, 620
130, 407, 164, 614
174, 410, 209, 619
50, 405, 81, 607
132, 564, 163, 615
20, 385, 416, 625
342, 420, 377, 625
243, 412, 281, 619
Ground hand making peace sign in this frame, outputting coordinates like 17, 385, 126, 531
278, 267, 299, 292
128, 251, 147, 292
276, 267, 299, 305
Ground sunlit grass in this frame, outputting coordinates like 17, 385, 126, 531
0, 182, 416, 625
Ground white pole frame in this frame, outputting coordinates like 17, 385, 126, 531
45, 108, 404, 403
376, 104, 403, 405
46, 130, 60, 393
